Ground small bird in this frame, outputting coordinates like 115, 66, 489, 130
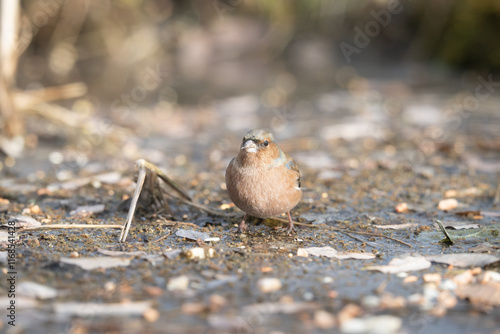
225, 129, 302, 233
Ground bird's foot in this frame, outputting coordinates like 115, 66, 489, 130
235, 214, 248, 233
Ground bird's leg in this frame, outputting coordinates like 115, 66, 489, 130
237, 214, 248, 233
285, 211, 295, 233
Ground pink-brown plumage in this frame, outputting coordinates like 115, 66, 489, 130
225, 129, 302, 232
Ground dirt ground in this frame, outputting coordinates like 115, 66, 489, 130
1, 84, 500, 334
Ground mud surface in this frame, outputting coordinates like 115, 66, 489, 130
1, 86, 500, 334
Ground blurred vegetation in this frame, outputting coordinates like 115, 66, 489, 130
1, 0, 499, 157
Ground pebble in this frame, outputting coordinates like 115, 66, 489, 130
340, 315, 402, 334
403, 275, 418, 283
452, 270, 473, 285
437, 198, 458, 211
314, 310, 336, 329
394, 202, 408, 213
482, 270, 500, 283
181, 302, 205, 314
70, 251, 79, 258
143, 308, 160, 322
209, 294, 227, 312
167, 275, 189, 291
423, 273, 441, 284
361, 295, 380, 308
297, 248, 308, 257
104, 281, 116, 292
257, 278, 282, 293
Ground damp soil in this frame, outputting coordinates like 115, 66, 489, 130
1, 87, 500, 334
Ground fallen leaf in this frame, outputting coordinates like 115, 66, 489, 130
18, 282, 58, 299
242, 302, 318, 315
54, 301, 152, 317
70, 204, 105, 217
97, 248, 146, 257
208, 315, 250, 332
373, 223, 418, 229
441, 222, 480, 230
60, 256, 132, 270
163, 249, 182, 259
6, 215, 42, 228
455, 283, 500, 308
299, 246, 375, 260
175, 229, 209, 241
481, 211, 500, 217
469, 242, 499, 253
366, 255, 431, 274
426, 253, 500, 267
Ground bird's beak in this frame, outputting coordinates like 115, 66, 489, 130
241, 140, 258, 153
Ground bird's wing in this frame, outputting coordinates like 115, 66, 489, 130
285, 153, 301, 188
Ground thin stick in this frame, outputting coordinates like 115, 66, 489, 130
435, 219, 454, 245
119, 163, 147, 242
156, 219, 199, 228
150, 230, 171, 243
21, 224, 123, 231
139, 159, 192, 201
329, 227, 412, 248
339, 232, 378, 248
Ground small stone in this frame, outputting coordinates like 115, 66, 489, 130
143, 308, 160, 322
104, 281, 116, 292
394, 202, 408, 213
314, 310, 336, 329
407, 293, 423, 305
260, 266, 273, 273
322, 276, 334, 284
328, 290, 338, 299
144, 286, 163, 297
257, 278, 282, 293
361, 295, 380, 308
297, 248, 308, 257
404, 275, 418, 283
482, 270, 500, 283
209, 294, 227, 312
437, 198, 458, 211
452, 270, 473, 285
181, 302, 205, 314
423, 273, 442, 284
338, 303, 362, 325
167, 275, 189, 291
341, 315, 402, 334
379, 294, 406, 309
70, 251, 79, 258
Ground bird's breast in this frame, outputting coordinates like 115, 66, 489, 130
225, 162, 301, 218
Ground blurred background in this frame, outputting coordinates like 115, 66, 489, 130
1, 0, 499, 182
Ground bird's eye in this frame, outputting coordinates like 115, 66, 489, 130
263, 140, 269, 146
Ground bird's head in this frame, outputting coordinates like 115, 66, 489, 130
238, 129, 280, 164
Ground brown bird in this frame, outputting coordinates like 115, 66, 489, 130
225, 129, 302, 233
